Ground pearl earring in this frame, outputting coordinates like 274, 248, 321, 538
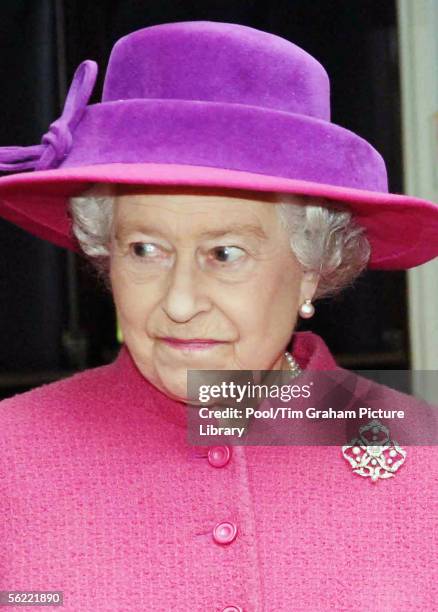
299, 299, 315, 319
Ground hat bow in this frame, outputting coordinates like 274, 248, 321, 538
0, 60, 97, 172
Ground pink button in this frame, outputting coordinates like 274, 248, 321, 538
207, 445, 231, 467
222, 607, 243, 612
213, 521, 238, 545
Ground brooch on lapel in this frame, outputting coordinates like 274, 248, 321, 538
342, 419, 407, 482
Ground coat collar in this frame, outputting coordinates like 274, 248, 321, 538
110, 331, 339, 429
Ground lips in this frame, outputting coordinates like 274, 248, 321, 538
162, 338, 220, 343
159, 337, 224, 350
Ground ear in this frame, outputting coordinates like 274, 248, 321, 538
299, 270, 320, 304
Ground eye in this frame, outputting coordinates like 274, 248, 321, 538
209, 245, 246, 264
130, 242, 166, 260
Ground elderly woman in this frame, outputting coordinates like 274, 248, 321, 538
0, 20, 437, 612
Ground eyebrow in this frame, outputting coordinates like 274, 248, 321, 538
115, 222, 269, 241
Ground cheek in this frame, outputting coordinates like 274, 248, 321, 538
274, 270, 302, 319
242, 263, 301, 329
110, 265, 156, 330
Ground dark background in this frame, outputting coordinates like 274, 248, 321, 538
0, 0, 408, 399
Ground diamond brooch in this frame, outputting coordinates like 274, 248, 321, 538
342, 419, 407, 482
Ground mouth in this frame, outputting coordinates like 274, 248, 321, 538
158, 337, 226, 351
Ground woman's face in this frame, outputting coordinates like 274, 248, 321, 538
109, 186, 318, 401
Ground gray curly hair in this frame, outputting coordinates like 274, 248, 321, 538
67, 183, 370, 299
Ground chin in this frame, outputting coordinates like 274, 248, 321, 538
161, 386, 186, 401
154, 374, 191, 402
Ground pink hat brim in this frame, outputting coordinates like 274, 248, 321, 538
0, 162, 437, 269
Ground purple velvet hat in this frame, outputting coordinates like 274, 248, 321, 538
0, 20, 437, 269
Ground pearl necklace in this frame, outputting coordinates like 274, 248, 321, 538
284, 351, 302, 378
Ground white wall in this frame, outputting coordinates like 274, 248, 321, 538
397, 0, 438, 372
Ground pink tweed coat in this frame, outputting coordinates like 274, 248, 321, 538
0, 331, 437, 611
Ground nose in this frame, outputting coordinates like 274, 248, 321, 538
161, 249, 212, 323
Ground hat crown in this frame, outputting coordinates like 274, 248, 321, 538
102, 21, 330, 121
